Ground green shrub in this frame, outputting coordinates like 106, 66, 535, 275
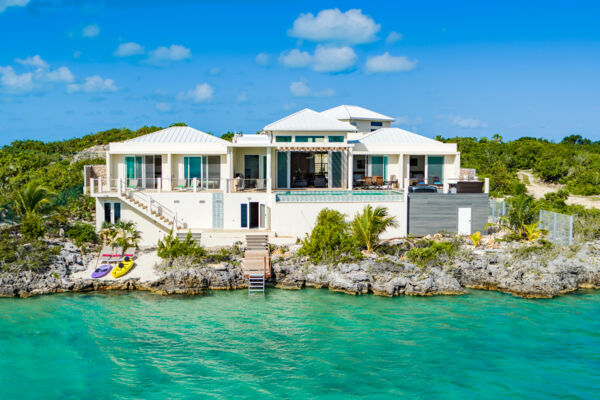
298, 208, 360, 264
406, 240, 459, 267
66, 222, 97, 250
20, 213, 45, 240
350, 205, 397, 253
0, 233, 61, 271
157, 231, 206, 261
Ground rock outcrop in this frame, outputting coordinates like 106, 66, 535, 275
2, 240, 600, 299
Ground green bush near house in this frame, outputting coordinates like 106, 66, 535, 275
351, 205, 398, 253
406, 239, 460, 267
66, 222, 98, 250
157, 231, 206, 261
298, 208, 360, 264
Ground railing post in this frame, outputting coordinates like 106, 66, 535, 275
147, 196, 152, 213
90, 178, 95, 196
193, 178, 197, 192
98, 177, 102, 193
118, 179, 122, 197
569, 215, 574, 245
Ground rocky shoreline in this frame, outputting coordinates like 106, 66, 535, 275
1, 240, 600, 299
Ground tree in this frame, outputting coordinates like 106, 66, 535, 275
220, 132, 236, 142
14, 181, 54, 217
298, 209, 359, 263
492, 133, 503, 143
351, 205, 398, 253
100, 221, 141, 251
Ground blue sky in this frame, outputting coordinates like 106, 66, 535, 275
1, 0, 600, 144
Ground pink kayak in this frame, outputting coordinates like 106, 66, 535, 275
92, 264, 112, 279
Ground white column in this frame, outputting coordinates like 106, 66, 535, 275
90, 178, 95, 196
347, 148, 353, 190
266, 147, 272, 194
484, 177, 490, 194
226, 148, 233, 193
105, 152, 111, 191
167, 153, 172, 191
424, 156, 429, 184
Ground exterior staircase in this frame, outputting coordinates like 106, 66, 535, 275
176, 231, 202, 245
119, 189, 186, 231
243, 234, 270, 294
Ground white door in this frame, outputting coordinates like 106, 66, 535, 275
457, 207, 472, 235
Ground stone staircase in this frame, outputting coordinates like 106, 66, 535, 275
176, 231, 202, 245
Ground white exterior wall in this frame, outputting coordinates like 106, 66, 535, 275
270, 200, 407, 239
222, 192, 272, 229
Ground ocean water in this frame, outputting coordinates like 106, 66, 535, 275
1, 289, 599, 399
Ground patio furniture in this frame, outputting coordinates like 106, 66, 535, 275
432, 176, 442, 185
375, 176, 384, 188
365, 176, 373, 189
314, 175, 327, 188
127, 179, 139, 190
99, 246, 113, 263
386, 175, 398, 189
176, 179, 189, 191
123, 248, 136, 259
111, 248, 123, 263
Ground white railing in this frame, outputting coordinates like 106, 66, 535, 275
230, 178, 267, 192
125, 189, 185, 230
89, 177, 228, 193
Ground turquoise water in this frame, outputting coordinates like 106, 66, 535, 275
1, 289, 599, 399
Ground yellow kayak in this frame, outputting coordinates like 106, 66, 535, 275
112, 258, 134, 278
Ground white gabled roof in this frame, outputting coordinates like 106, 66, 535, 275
321, 105, 394, 122
264, 108, 357, 132
352, 127, 445, 146
122, 126, 229, 144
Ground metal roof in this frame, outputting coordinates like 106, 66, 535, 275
264, 108, 357, 132
122, 126, 229, 144
321, 105, 394, 122
351, 127, 445, 146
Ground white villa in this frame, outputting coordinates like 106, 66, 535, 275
87, 105, 487, 246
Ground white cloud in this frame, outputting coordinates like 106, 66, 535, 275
45, 66, 74, 83
67, 75, 119, 93
209, 67, 221, 75
255, 52, 271, 66
289, 8, 380, 44
114, 42, 145, 57
82, 24, 100, 38
236, 91, 248, 103
449, 115, 487, 129
156, 102, 171, 112
365, 52, 417, 73
0, 0, 29, 13
313, 45, 357, 72
289, 80, 335, 98
0, 66, 34, 93
15, 55, 48, 69
279, 49, 312, 68
393, 115, 422, 127
1, 55, 74, 93
386, 31, 403, 44
147, 44, 191, 65
177, 83, 214, 103
73, 51, 82, 59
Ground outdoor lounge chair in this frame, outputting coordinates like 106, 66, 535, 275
127, 179, 139, 190
123, 248, 136, 259
111, 248, 123, 263
365, 176, 373, 189
99, 246, 113, 263
176, 179, 189, 191
375, 176, 384, 188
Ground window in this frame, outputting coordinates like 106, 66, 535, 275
328, 136, 344, 143
103, 202, 121, 224
410, 157, 418, 167
275, 136, 292, 143
371, 121, 383, 127
314, 153, 328, 175
295, 136, 324, 142
184, 156, 202, 180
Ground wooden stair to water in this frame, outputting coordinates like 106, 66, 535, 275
243, 235, 271, 293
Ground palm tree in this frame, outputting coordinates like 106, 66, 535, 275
14, 181, 54, 217
351, 205, 398, 253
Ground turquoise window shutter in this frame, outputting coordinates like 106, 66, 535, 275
384, 156, 388, 179
277, 152, 288, 188
241, 203, 248, 227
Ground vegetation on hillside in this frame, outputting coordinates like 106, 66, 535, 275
442, 134, 600, 197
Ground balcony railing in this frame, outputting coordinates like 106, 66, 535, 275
88, 178, 226, 194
